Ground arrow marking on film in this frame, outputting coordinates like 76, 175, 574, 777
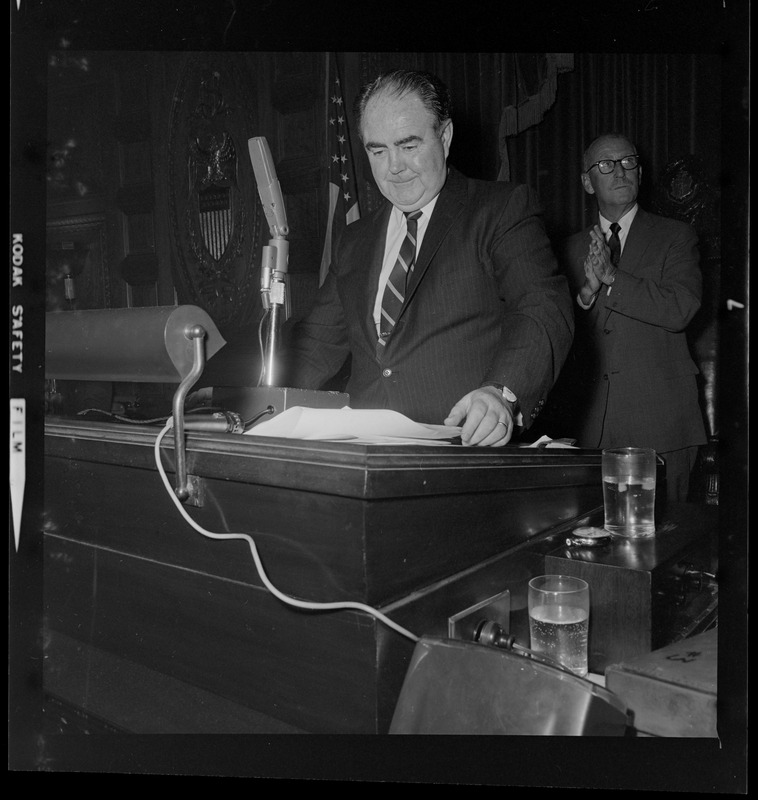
10, 399, 26, 552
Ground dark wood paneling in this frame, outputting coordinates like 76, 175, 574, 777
44, 418, 615, 733
44, 419, 606, 498
44, 631, 306, 734
44, 455, 371, 600
546, 503, 718, 672
44, 540, 380, 733
44, 420, 607, 604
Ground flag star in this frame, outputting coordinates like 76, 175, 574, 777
341, 172, 349, 183
343, 191, 351, 202
337, 115, 344, 124
332, 154, 340, 163
338, 134, 346, 144
335, 96, 343, 106
329, 117, 336, 125
340, 154, 347, 163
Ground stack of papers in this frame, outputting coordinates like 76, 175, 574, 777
244, 406, 579, 448
244, 406, 461, 445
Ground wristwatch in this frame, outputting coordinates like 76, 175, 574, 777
483, 382, 519, 408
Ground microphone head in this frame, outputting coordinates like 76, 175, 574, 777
248, 137, 289, 237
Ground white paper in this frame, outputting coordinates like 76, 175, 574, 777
244, 405, 461, 444
521, 435, 578, 449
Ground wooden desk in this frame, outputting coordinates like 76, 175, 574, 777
546, 503, 718, 673
43, 418, 610, 733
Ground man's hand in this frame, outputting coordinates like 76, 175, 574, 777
443, 385, 515, 446
578, 225, 609, 305
588, 225, 617, 285
580, 251, 602, 302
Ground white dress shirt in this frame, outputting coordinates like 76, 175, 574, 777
373, 196, 438, 335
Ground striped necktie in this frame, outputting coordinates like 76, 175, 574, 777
378, 210, 422, 346
608, 222, 621, 267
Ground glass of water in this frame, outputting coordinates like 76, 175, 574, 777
528, 574, 590, 677
602, 447, 657, 538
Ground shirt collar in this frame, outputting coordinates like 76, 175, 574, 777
599, 203, 639, 238
390, 194, 440, 227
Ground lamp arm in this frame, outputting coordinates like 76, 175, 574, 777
172, 325, 207, 501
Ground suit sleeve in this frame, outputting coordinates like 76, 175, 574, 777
283, 266, 351, 390
604, 222, 702, 331
483, 184, 575, 420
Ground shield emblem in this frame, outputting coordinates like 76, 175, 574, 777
168, 55, 264, 329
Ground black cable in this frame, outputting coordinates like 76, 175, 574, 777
243, 405, 276, 431
78, 402, 275, 433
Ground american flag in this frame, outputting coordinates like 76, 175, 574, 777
319, 53, 361, 286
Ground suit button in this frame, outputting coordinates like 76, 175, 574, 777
382, 369, 392, 378
602, 374, 608, 381
604, 329, 611, 334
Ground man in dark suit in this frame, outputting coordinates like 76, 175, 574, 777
562, 132, 707, 501
287, 69, 573, 446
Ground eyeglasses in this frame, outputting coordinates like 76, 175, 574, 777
587, 154, 640, 174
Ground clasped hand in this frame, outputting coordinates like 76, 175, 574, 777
582, 224, 617, 293
443, 385, 514, 447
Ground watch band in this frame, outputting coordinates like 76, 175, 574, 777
483, 382, 518, 406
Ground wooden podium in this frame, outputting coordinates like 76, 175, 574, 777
43, 419, 610, 733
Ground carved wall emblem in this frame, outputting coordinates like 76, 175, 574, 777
168, 55, 263, 331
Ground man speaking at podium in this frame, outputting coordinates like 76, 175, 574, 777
286, 69, 573, 447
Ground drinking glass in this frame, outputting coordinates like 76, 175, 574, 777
528, 574, 590, 677
602, 447, 657, 538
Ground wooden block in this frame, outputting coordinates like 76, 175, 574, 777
546, 504, 717, 672
605, 628, 717, 737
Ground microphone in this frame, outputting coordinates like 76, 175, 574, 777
249, 137, 289, 311
248, 136, 289, 239
249, 136, 290, 387
210, 141, 350, 419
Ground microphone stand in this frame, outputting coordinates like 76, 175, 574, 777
259, 230, 289, 388
209, 136, 347, 427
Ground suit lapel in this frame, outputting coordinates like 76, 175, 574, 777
594, 209, 653, 325
404, 167, 466, 301
619, 208, 654, 276
356, 204, 391, 346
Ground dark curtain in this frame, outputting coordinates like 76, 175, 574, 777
338, 52, 722, 246
339, 52, 572, 215
506, 53, 722, 243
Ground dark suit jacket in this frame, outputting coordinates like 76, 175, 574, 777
288, 167, 574, 426
561, 207, 707, 452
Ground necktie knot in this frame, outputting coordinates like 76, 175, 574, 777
608, 222, 622, 267
404, 210, 422, 231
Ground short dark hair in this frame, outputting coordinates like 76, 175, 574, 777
353, 69, 452, 140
